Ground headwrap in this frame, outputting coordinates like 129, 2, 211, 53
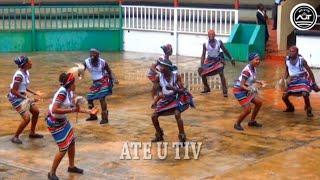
249, 53, 259, 61
157, 58, 177, 71
90, 48, 100, 54
161, 44, 172, 55
14, 56, 29, 68
61, 73, 75, 88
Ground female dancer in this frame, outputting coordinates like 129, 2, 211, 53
8, 56, 43, 144
47, 72, 97, 180
148, 44, 177, 99
84, 48, 114, 124
282, 46, 319, 117
233, 53, 263, 131
151, 59, 194, 144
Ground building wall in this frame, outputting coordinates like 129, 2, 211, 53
278, 0, 320, 50
123, 30, 228, 57
296, 35, 320, 68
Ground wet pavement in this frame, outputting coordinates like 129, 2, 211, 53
1, 52, 320, 179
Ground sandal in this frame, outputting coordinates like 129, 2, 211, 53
48, 172, 59, 180
11, 137, 22, 144
29, 133, 44, 139
234, 123, 244, 131
67, 166, 84, 174
248, 121, 262, 128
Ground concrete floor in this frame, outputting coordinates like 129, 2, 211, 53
1, 52, 320, 179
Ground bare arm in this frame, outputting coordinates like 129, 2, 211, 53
51, 102, 78, 114
201, 43, 206, 65
83, 62, 87, 71
26, 88, 38, 96
220, 41, 235, 66
11, 82, 27, 99
240, 78, 251, 91
176, 75, 185, 93
283, 61, 289, 79
105, 63, 113, 79
303, 59, 316, 83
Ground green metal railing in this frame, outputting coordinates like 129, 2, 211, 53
0, 5, 121, 31
0, 6, 32, 30
0, 5, 122, 52
35, 6, 121, 30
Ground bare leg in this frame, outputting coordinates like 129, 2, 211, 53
29, 105, 40, 135
302, 92, 313, 117
14, 113, 30, 138
219, 71, 228, 97
282, 93, 294, 112
175, 110, 186, 144
250, 97, 263, 121
234, 105, 251, 131
152, 112, 161, 133
236, 106, 251, 125
201, 75, 210, 93
86, 100, 97, 121
151, 112, 163, 142
99, 97, 108, 124
174, 110, 185, 134
50, 150, 67, 176
68, 142, 75, 168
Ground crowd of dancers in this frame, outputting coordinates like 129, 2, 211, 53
6, 29, 319, 180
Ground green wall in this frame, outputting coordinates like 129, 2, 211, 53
225, 23, 265, 62
0, 31, 32, 52
35, 30, 122, 51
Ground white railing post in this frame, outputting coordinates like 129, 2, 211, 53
121, 5, 239, 36
235, 10, 239, 24
173, 8, 178, 56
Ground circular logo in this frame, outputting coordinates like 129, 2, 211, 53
290, 3, 317, 30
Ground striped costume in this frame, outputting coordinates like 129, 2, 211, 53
285, 56, 311, 95
85, 58, 113, 101
7, 70, 34, 116
47, 87, 75, 152
200, 39, 224, 76
155, 71, 194, 113
147, 59, 161, 82
233, 64, 257, 107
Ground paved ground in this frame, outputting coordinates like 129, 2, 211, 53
1, 52, 320, 179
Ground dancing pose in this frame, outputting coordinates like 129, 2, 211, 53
148, 44, 177, 98
233, 53, 263, 131
198, 29, 235, 97
8, 56, 43, 144
151, 58, 194, 144
47, 73, 97, 180
84, 48, 114, 124
282, 46, 319, 117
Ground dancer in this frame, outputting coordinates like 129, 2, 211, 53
151, 58, 194, 144
148, 44, 177, 98
47, 73, 97, 180
198, 29, 235, 97
233, 53, 264, 131
282, 46, 319, 117
84, 48, 114, 124
8, 56, 43, 144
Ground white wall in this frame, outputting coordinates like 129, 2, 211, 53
177, 33, 228, 57
296, 35, 320, 68
124, 30, 229, 57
